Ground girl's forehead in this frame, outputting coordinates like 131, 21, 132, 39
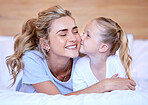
85, 20, 98, 31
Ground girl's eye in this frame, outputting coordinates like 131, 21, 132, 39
87, 34, 90, 37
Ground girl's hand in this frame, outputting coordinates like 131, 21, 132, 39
102, 78, 136, 92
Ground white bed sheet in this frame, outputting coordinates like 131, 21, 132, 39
0, 89, 148, 105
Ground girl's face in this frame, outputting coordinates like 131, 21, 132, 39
48, 16, 81, 58
80, 20, 102, 56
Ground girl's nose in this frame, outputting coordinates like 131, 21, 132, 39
81, 33, 85, 41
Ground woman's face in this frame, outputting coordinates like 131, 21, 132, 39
80, 20, 101, 56
48, 16, 81, 58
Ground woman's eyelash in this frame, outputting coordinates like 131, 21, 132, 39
60, 31, 78, 36
73, 31, 78, 33
60, 34, 67, 36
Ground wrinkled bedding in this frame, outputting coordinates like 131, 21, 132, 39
0, 89, 148, 105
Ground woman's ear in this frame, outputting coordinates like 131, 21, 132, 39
39, 38, 50, 51
99, 43, 109, 53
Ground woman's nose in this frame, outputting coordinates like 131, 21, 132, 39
69, 33, 76, 42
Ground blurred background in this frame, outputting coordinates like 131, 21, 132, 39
0, 0, 148, 39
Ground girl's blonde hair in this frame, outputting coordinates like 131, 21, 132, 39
6, 5, 72, 85
94, 17, 133, 80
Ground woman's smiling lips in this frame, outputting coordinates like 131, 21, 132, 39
65, 44, 77, 49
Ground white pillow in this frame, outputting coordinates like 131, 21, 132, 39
0, 36, 22, 91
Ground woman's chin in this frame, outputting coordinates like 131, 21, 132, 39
68, 52, 79, 58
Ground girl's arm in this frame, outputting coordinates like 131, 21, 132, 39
66, 78, 136, 96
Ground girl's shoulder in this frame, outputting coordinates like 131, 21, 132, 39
107, 55, 123, 68
75, 56, 90, 65
107, 55, 121, 62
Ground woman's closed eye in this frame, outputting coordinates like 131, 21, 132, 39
72, 29, 79, 34
60, 34, 67, 36
59, 32, 67, 36
73, 31, 78, 34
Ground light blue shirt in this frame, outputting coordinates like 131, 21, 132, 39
20, 50, 78, 95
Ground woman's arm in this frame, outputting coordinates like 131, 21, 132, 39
32, 81, 61, 95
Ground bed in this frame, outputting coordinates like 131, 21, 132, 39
0, 34, 148, 105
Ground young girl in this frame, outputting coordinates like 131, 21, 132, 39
73, 17, 133, 92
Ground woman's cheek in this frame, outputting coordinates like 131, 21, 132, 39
78, 34, 81, 43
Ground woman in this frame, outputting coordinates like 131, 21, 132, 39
6, 5, 136, 95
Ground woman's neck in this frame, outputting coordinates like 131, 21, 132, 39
46, 54, 71, 74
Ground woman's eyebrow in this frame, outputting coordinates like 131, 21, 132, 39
73, 26, 78, 30
56, 26, 78, 34
56, 29, 68, 34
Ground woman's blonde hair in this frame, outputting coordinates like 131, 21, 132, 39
6, 5, 72, 85
94, 17, 133, 80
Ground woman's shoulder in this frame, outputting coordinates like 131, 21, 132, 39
22, 50, 44, 60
